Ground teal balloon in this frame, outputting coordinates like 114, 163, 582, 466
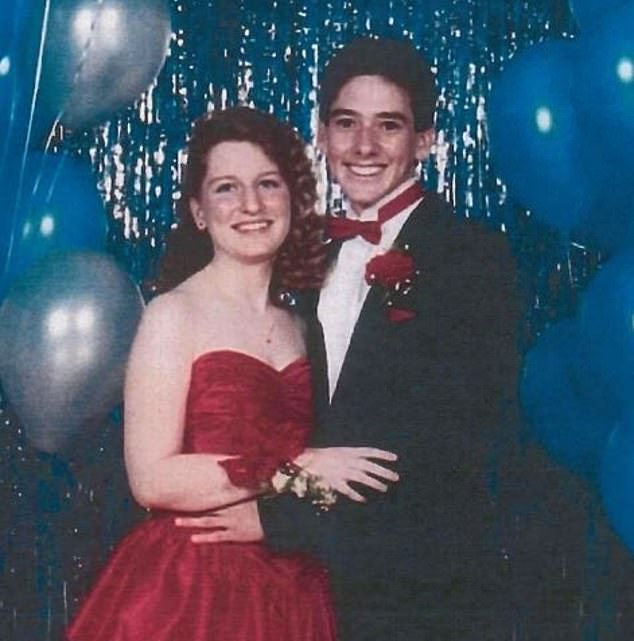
31, 0, 172, 131
0, 151, 107, 299
600, 420, 634, 554
577, 252, 634, 412
0, 251, 144, 453
488, 40, 593, 232
520, 319, 616, 479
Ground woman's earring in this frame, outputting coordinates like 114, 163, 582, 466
195, 219, 206, 230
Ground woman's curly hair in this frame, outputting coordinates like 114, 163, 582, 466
154, 106, 327, 296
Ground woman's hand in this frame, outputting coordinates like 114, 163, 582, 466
175, 500, 264, 544
294, 447, 399, 503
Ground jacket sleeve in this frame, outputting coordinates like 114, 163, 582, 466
258, 478, 375, 560
465, 226, 523, 429
257, 493, 336, 556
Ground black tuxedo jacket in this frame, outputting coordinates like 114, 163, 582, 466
259, 193, 522, 635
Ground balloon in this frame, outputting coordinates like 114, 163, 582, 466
487, 40, 593, 233
0, 2, 19, 136
570, 0, 629, 30
520, 319, 617, 479
0, 0, 36, 161
578, 3, 634, 140
577, 251, 634, 412
0, 0, 32, 40
0, 151, 107, 299
572, 3, 634, 252
0, 251, 144, 453
600, 419, 634, 554
0, 66, 33, 164
30, 0, 172, 131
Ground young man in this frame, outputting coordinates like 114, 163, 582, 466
179, 37, 521, 640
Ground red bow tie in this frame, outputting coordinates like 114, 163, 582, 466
326, 183, 424, 245
326, 217, 382, 244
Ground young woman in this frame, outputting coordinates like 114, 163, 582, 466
66, 106, 396, 641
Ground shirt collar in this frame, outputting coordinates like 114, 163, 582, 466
351, 178, 419, 222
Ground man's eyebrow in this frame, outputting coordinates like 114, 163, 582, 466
376, 111, 409, 122
329, 108, 358, 118
329, 108, 410, 123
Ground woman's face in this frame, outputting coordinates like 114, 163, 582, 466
190, 141, 291, 265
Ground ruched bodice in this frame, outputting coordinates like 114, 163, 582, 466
183, 350, 311, 457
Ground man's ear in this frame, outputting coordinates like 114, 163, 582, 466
414, 127, 435, 162
316, 121, 328, 155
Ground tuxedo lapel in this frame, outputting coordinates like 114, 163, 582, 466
392, 190, 449, 255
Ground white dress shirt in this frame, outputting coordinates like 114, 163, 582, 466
318, 179, 423, 400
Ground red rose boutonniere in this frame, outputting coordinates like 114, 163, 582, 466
364, 245, 419, 323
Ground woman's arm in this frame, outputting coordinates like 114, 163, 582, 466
174, 446, 399, 544
123, 294, 255, 512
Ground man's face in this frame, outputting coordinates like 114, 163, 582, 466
318, 74, 434, 215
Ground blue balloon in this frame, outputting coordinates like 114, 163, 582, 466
600, 419, 634, 554
572, 3, 634, 251
488, 40, 593, 233
0, 0, 33, 84
0, 50, 18, 160
0, 251, 144, 453
577, 251, 634, 412
520, 319, 617, 479
0, 151, 107, 299
578, 3, 634, 140
0, 0, 38, 162
570, 0, 629, 30
0, 2, 19, 132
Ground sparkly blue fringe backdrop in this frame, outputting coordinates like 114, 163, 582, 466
1, 1, 631, 640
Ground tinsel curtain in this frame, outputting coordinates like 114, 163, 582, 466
1, 1, 630, 640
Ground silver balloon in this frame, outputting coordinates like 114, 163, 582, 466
36, 0, 172, 129
0, 251, 144, 453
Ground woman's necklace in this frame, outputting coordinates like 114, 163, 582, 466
264, 314, 277, 344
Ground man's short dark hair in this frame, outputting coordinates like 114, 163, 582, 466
318, 36, 438, 132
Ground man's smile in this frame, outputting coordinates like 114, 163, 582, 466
345, 164, 386, 177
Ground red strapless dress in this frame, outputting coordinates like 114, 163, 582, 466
65, 350, 337, 641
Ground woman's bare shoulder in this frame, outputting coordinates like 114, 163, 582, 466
145, 269, 212, 318
143, 289, 190, 328
131, 287, 201, 360
139, 273, 226, 355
